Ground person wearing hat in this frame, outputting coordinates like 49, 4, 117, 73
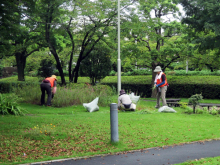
40, 75, 57, 106
154, 66, 168, 108
118, 89, 136, 111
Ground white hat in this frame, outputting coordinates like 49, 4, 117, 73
51, 75, 57, 80
154, 66, 162, 72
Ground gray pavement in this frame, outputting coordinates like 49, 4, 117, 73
28, 140, 220, 165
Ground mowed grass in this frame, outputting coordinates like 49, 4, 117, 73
176, 156, 220, 165
1, 98, 220, 165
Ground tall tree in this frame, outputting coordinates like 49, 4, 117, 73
180, 0, 220, 71
67, 0, 134, 83
35, 0, 72, 84
0, 0, 46, 81
121, 0, 185, 96
180, 0, 220, 50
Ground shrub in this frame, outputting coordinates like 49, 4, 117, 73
188, 94, 203, 114
109, 70, 116, 76
184, 106, 193, 114
211, 109, 218, 115
196, 108, 204, 114
79, 45, 112, 85
179, 102, 188, 109
210, 106, 219, 115
0, 94, 25, 116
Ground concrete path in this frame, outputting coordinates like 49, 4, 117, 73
28, 140, 220, 165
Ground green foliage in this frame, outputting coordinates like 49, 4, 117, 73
0, 93, 25, 115
184, 106, 193, 114
14, 83, 114, 107
196, 108, 204, 114
0, 64, 3, 77
0, 80, 40, 93
179, 102, 188, 109
188, 94, 203, 106
122, 69, 151, 76
181, 0, 220, 50
109, 70, 116, 76
166, 70, 220, 76
210, 106, 219, 115
54, 69, 68, 77
188, 94, 203, 113
79, 45, 112, 85
37, 58, 55, 78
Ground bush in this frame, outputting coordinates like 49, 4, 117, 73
179, 102, 188, 109
54, 69, 68, 77
121, 69, 151, 76
37, 58, 56, 78
196, 108, 204, 114
184, 106, 193, 114
0, 94, 25, 115
210, 106, 219, 115
166, 70, 220, 76
0, 64, 3, 77
109, 70, 116, 76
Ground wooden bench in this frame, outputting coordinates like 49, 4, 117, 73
199, 103, 220, 110
167, 102, 182, 107
166, 99, 181, 107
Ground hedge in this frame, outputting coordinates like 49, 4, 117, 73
1, 75, 220, 99
102, 76, 220, 99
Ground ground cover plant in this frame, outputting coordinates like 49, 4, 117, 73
13, 83, 114, 107
0, 93, 25, 115
1, 96, 220, 165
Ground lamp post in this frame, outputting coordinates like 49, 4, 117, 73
117, 0, 121, 94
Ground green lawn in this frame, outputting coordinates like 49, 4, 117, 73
1, 98, 220, 165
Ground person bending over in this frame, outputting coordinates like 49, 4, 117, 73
40, 75, 57, 106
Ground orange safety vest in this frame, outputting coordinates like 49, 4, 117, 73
45, 77, 56, 87
156, 73, 168, 87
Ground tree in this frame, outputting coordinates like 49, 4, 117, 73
180, 0, 220, 51
37, 58, 55, 78
68, 0, 133, 83
79, 43, 112, 85
120, 0, 186, 97
35, 0, 72, 85
188, 94, 203, 114
0, 0, 47, 81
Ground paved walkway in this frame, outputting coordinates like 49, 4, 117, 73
27, 140, 220, 165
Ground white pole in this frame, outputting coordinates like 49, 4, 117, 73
186, 59, 188, 73
117, 0, 121, 94
135, 40, 137, 70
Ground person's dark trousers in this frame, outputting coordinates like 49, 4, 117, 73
40, 83, 52, 106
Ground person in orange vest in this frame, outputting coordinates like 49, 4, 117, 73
40, 75, 57, 106
154, 66, 168, 108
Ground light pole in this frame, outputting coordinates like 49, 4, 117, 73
117, 0, 121, 95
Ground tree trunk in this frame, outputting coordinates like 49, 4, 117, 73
66, 25, 75, 82
50, 46, 66, 85
15, 51, 26, 81
193, 105, 196, 114
73, 62, 80, 83
71, 52, 83, 83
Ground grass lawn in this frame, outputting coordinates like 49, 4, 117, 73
176, 156, 220, 165
1, 97, 220, 165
